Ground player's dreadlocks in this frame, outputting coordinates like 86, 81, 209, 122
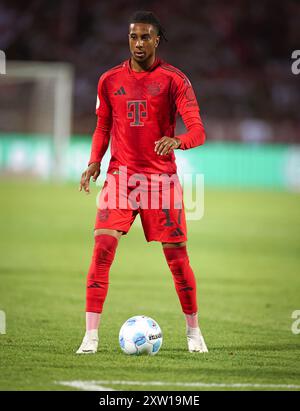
129, 10, 168, 43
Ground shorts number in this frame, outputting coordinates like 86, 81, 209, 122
162, 209, 182, 227
162, 209, 174, 227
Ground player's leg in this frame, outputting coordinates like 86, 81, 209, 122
140, 176, 208, 352
77, 169, 138, 354
162, 241, 208, 353
76, 228, 122, 354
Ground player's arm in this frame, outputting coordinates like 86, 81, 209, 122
155, 75, 206, 155
79, 75, 112, 193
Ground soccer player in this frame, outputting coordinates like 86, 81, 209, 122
76, 11, 208, 354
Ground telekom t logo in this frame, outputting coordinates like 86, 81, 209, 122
127, 100, 147, 126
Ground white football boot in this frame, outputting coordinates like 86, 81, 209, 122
186, 327, 208, 353
76, 330, 99, 354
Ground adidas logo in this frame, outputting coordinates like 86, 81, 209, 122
179, 286, 194, 292
88, 282, 101, 289
170, 228, 184, 237
114, 86, 126, 95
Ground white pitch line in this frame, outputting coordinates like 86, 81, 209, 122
58, 381, 116, 391
57, 380, 300, 391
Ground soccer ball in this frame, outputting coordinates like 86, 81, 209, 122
119, 315, 163, 355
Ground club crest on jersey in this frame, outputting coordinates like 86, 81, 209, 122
127, 100, 147, 126
146, 81, 161, 96
97, 208, 110, 222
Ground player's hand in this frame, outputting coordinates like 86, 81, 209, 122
79, 162, 100, 193
154, 136, 181, 156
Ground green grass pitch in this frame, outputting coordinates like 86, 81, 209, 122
0, 180, 299, 391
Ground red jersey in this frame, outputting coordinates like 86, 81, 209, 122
89, 57, 206, 175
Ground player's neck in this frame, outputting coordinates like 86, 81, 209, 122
130, 54, 156, 72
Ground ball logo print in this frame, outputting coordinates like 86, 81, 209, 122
119, 315, 163, 355
291, 310, 300, 335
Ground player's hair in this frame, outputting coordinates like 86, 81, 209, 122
129, 10, 168, 42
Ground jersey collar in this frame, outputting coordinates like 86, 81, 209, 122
124, 57, 162, 74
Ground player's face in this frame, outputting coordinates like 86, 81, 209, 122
128, 23, 160, 63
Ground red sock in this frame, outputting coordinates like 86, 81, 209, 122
163, 246, 198, 315
86, 234, 118, 313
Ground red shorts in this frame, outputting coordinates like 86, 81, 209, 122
94, 172, 187, 243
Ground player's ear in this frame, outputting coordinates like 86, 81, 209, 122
155, 36, 160, 48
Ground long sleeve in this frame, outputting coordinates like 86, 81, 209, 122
88, 75, 112, 165
173, 75, 206, 150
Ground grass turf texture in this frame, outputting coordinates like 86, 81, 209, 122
0, 180, 299, 391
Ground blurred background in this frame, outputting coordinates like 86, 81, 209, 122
0, 0, 299, 188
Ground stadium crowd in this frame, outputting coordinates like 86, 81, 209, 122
0, 0, 299, 142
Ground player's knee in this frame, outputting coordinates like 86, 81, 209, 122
93, 234, 119, 263
94, 233, 119, 248
87, 234, 119, 286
